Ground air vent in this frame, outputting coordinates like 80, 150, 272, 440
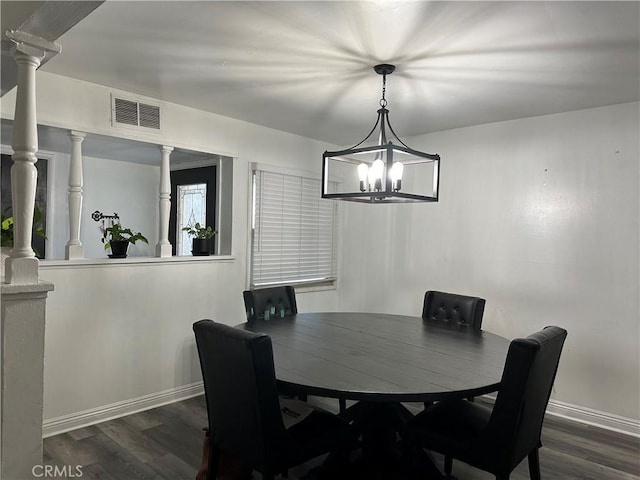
111, 94, 161, 131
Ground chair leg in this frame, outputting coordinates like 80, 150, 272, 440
339, 398, 346, 412
444, 455, 453, 475
528, 448, 541, 480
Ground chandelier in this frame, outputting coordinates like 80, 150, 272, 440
322, 64, 440, 203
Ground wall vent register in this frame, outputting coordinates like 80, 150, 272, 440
111, 94, 161, 130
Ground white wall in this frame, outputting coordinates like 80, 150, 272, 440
41, 152, 159, 259
336, 102, 640, 422
1, 72, 341, 423
2, 73, 637, 430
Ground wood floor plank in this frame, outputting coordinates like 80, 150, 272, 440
43, 395, 640, 480
96, 418, 168, 464
144, 452, 198, 480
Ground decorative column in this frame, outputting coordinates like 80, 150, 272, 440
1, 30, 58, 480
65, 131, 86, 259
4, 31, 60, 284
156, 145, 173, 257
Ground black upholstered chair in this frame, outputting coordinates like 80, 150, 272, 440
422, 290, 486, 407
403, 326, 567, 480
422, 290, 486, 330
193, 319, 352, 480
243, 287, 347, 412
243, 286, 297, 321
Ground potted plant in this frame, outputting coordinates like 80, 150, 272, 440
101, 222, 148, 258
182, 222, 217, 256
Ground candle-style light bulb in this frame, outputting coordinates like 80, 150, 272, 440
357, 163, 369, 191
391, 161, 404, 191
371, 158, 384, 191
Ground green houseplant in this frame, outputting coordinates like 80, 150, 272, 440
101, 222, 148, 258
182, 222, 217, 256
1, 205, 47, 252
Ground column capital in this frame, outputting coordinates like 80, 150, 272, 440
160, 145, 174, 153
69, 130, 87, 140
5, 30, 61, 61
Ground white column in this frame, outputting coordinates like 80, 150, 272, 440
156, 145, 173, 257
4, 31, 60, 284
2, 29, 60, 480
65, 131, 86, 259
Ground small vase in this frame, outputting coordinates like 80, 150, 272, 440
109, 240, 129, 258
191, 238, 211, 256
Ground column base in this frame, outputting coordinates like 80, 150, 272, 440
156, 243, 173, 258
4, 256, 39, 284
1, 280, 54, 480
65, 244, 85, 260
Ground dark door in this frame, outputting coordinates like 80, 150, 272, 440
169, 166, 216, 255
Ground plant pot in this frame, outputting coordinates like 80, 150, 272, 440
109, 240, 129, 258
192, 238, 211, 256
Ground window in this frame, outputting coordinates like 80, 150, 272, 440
250, 165, 337, 288
1, 153, 48, 258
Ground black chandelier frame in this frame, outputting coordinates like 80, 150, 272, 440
322, 64, 440, 204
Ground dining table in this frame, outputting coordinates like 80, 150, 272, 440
239, 311, 512, 478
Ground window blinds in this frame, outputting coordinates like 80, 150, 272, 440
251, 168, 337, 288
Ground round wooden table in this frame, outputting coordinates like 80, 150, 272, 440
239, 311, 510, 402
239, 312, 511, 478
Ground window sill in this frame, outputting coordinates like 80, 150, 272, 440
40, 255, 236, 269
294, 281, 337, 294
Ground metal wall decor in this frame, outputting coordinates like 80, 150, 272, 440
92, 210, 120, 232
322, 64, 440, 203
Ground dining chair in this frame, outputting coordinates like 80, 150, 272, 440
422, 290, 486, 330
242, 287, 348, 412
193, 319, 353, 480
402, 326, 568, 480
421, 290, 486, 407
243, 286, 298, 321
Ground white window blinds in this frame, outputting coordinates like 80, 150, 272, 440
251, 168, 337, 288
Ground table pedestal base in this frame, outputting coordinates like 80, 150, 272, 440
333, 401, 447, 479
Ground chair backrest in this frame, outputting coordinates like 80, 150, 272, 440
243, 286, 298, 321
479, 326, 567, 472
422, 290, 485, 330
192, 320, 287, 471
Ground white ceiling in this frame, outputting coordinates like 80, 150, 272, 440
18, 1, 640, 146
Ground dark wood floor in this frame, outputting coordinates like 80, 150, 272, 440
43, 395, 639, 480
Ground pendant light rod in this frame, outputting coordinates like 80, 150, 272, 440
345, 64, 412, 150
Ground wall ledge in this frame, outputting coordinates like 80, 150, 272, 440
40, 255, 235, 269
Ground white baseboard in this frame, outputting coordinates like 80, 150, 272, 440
545, 399, 640, 437
482, 395, 639, 438
42, 384, 639, 439
42, 382, 204, 438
